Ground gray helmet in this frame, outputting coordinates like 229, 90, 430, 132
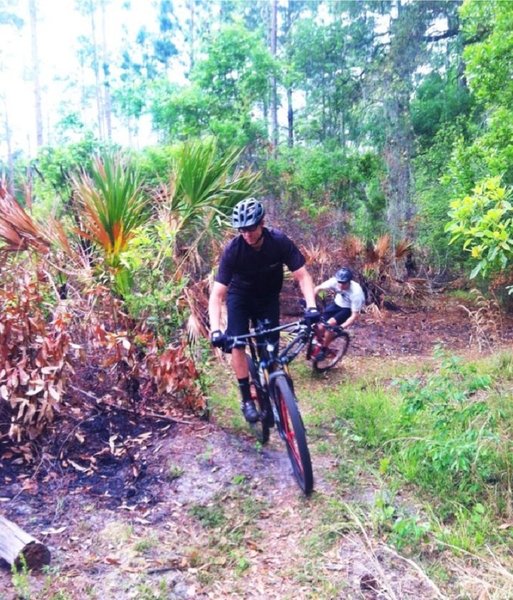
335, 267, 353, 283
231, 198, 265, 229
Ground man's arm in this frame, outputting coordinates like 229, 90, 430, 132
314, 277, 336, 296
292, 265, 317, 308
342, 311, 359, 329
342, 282, 365, 329
208, 281, 228, 332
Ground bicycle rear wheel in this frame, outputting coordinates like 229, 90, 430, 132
273, 374, 313, 494
246, 355, 271, 444
313, 329, 350, 373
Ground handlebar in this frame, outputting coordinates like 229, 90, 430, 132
224, 319, 312, 369
225, 319, 309, 346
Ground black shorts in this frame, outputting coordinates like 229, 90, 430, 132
226, 293, 280, 349
323, 304, 351, 325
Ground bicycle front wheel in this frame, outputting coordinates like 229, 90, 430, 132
273, 374, 313, 494
313, 329, 350, 373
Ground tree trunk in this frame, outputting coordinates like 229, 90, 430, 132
100, 0, 112, 140
87, 0, 104, 140
2, 102, 15, 195
286, 1, 294, 147
29, 0, 43, 147
270, 0, 278, 155
383, 91, 415, 245
0, 515, 50, 570
287, 87, 294, 147
188, 0, 195, 72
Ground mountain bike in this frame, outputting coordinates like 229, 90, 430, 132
227, 319, 315, 494
297, 299, 351, 373
306, 321, 350, 373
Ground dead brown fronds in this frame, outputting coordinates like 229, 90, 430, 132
373, 234, 391, 263
0, 269, 73, 445
363, 235, 413, 277
183, 278, 212, 343
0, 261, 208, 450
0, 181, 51, 254
459, 289, 503, 352
46, 217, 93, 273
301, 242, 332, 281
81, 289, 208, 415
341, 235, 366, 261
358, 236, 417, 308
394, 239, 414, 260
302, 242, 331, 267
400, 278, 430, 301
145, 338, 206, 414
364, 302, 384, 323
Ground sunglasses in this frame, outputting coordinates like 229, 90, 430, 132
238, 223, 260, 233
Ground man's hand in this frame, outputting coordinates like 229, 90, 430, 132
210, 330, 227, 349
304, 307, 321, 326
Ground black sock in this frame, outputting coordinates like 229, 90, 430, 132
237, 377, 251, 402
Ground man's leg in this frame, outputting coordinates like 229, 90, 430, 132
322, 317, 339, 348
317, 306, 350, 360
231, 346, 258, 422
226, 294, 259, 423
232, 346, 249, 378
319, 304, 340, 348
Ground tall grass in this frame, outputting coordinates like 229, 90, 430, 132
302, 348, 513, 557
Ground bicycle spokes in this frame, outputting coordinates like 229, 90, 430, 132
312, 330, 350, 373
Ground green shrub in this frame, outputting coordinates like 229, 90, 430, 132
392, 349, 506, 508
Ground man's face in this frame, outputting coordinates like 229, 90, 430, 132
239, 221, 264, 247
337, 280, 350, 291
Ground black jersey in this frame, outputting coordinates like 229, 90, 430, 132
215, 228, 305, 298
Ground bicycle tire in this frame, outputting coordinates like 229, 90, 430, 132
305, 323, 322, 361
246, 355, 271, 444
273, 374, 313, 494
313, 329, 350, 373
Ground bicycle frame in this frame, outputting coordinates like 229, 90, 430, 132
228, 320, 314, 494
236, 320, 311, 391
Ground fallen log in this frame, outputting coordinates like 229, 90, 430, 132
0, 515, 50, 570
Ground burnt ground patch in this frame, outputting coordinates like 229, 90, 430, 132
0, 404, 176, 514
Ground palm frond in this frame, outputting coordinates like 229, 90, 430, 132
168, 137, 260, 237
342, 235, 365, 260
395, 239, 413, 259
302, 243, 331, 266
0, 182, 51, 254
374, 234, 391, 260
72, 154, 150, 263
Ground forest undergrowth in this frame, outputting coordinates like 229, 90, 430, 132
204, 336, 513, 599
2, 321, 513, 599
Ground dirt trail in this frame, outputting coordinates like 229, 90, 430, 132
0, 419, 441, 599
1, 298, 512, 599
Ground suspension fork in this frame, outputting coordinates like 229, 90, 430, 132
268, 367, 295, 398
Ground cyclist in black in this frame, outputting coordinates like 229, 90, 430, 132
209, 198, 320, 423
